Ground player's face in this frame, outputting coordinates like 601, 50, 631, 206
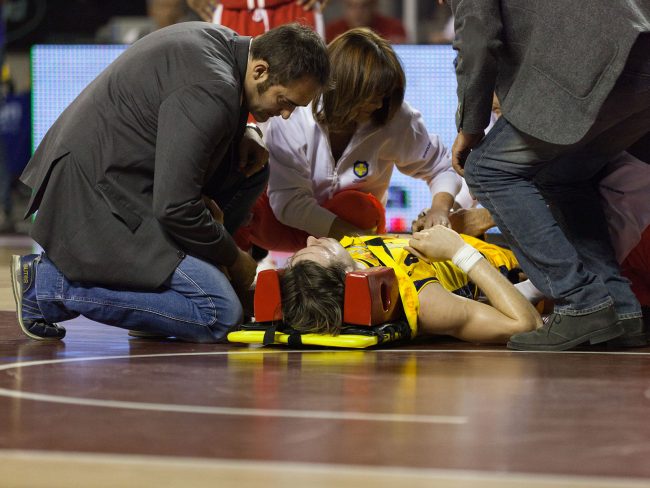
248, 75, 320, 122
290, 237, 356, 270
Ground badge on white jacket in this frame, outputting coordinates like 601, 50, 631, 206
353, 161, 369, 178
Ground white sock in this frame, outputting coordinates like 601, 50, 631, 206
514, 279, 545, 304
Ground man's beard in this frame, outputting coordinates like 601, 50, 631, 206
257, 79, 271, 95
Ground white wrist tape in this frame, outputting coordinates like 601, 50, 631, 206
452, 244, 483, 274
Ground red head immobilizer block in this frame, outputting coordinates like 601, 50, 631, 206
253, 267, 403, 327
343, 267, 402, 326
254, 269, 285, 323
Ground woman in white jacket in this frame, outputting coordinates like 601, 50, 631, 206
247, 28, 461, 252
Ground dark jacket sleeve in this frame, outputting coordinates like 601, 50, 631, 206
451, 0, 503, 134
153, 80, 240, 267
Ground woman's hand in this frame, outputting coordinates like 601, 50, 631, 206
411, 207, 451, 232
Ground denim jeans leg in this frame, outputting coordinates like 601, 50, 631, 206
35, 253, 242, 343
526, 38, 650, 318
535, 154, 642, 319
464, 118, 613, 315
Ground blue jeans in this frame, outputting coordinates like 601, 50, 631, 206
464, 35, 650, 317
35, 253, 242, 343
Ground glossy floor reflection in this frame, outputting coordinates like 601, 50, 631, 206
1, 311, 649, 487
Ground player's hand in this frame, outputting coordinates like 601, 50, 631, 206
296, 0, 329, 11
451, 131, 483, 176
239, 126, 269, 178
406, 225, 465, 262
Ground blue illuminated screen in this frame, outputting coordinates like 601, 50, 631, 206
31, 44, 458, 232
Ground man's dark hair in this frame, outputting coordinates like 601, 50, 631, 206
250, 23, 330, 88
279, 260, 347, 335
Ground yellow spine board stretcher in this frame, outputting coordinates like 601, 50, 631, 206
227, 237, 419, 348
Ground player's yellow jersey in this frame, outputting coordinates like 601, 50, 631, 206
343, 235, 520, 299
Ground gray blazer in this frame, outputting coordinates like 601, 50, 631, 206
22, 23, 251, 288
451, 0, 650, 145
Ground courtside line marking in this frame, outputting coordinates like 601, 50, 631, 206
0, 387, 465, 424
0, 347, 647, 427
0, 350, 292, 371
0, 351, 465, 424
1, 347, 649, 376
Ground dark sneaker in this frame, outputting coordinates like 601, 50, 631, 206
127, 330, 168, 339
11, 254, 66, 340
507, 305, 622, 351
607, 316, 647, 348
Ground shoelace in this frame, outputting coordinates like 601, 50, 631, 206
542, 313, 562, 330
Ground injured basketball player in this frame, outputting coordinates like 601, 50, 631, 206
277, 225, 543, 344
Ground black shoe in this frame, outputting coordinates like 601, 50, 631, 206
507, 305, 623, 351
11, 254, 66, 340
607, 316, 647, 348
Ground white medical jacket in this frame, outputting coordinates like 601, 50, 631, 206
262, 102, 461, 237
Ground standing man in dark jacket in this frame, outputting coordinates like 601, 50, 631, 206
449, 1, 650, 350
12, 22, 329, 343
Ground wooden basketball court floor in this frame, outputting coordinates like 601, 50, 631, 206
1, 237, 650, 488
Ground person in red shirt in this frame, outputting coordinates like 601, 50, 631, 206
325, 0, 407, 43
187, 0, 327, 36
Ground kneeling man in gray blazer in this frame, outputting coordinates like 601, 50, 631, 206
449, 0, 650, 351
11, 22, 330, 343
